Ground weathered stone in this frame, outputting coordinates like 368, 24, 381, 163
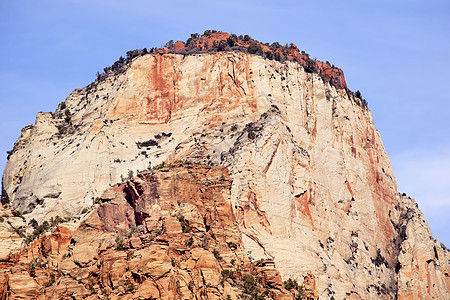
1, 32, 449, 299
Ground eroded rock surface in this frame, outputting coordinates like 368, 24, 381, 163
2, 33, 449, 298
0, 165, 307, 299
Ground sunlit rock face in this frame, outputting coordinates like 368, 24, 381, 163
3, 47, 449, 299
0, 165, 304, 299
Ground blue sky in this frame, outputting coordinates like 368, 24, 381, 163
1, 0, 449, 245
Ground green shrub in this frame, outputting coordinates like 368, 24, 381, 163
221, 269, 235, 280
242, 274, 259, 296
29, 263, 36, 277
29, 218, 38, 229
45, 273, 56, 287
247, 42, 263, 55
178, 215, 190, 233
116, 237, 125, 250
126, 283, 135, 292
12, 210, 23, 218
284, 278, 299, 290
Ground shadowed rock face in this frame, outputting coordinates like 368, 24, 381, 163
2, 37, 449, 298
0, 165, 310, 299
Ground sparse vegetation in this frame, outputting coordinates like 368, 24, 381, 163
25, 217, 66, 244
12, 209, 24, 219
136, 139, 158, 149
185, 237, 194, 247
126, 283, 135, 292
212, 249, 222, 261
284, 278, 305, 299
91, 30, 366, 109
372, 248, 389, 267
1, 186, 10, 205
178, 215, 190, 233
188, 280, 195, 292
227, 241, 238, 250
45, 273, 56, 287
116, 237, 125, 250
240, 274, 261, 298
221, 269, 235, 280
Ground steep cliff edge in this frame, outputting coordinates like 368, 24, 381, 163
2, 32, 449, 299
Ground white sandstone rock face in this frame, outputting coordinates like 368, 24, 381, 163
395, 194, 450, 300
3, 52, 449, 298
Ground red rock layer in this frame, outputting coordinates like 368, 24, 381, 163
167, 31, 347, 90
0, 165, 317, 299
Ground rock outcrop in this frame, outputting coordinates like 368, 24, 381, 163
2, 32, 449, 298
0, 165, 310, 299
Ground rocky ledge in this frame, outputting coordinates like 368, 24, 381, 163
0, 164, 318, 299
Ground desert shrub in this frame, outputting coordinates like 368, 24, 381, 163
136, 139, 158, 149
227, 241, 238, 250
284, 278, 300, 290
273, 51, 282, 62
227, 35, 237, 47
126, 283, 135, 292
212, 249, 222, 261
45, 273, 56, 287
242, 274, 259, 296
221, 269, 235, 280
203, 30, 217, 36
178, 215, 190, 233
185, 237, 194, 247
372, 248, 389, 267
186, 33, 200, 46
247, 131, 256, 139
247, 42, 263, 55
188, 280, 195, 292
304, 59, 318, 73
116, 237, 125, 250
126, 49, 144, 62
217, 40, 228, 51
29, 218, 38, 229
12, 209, 23, 218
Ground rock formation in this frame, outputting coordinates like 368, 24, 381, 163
1, 31, 449, 299
0, 165, 312, 299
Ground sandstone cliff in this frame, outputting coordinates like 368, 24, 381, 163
2, 32, 449, 299
0, 165, 312, 299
